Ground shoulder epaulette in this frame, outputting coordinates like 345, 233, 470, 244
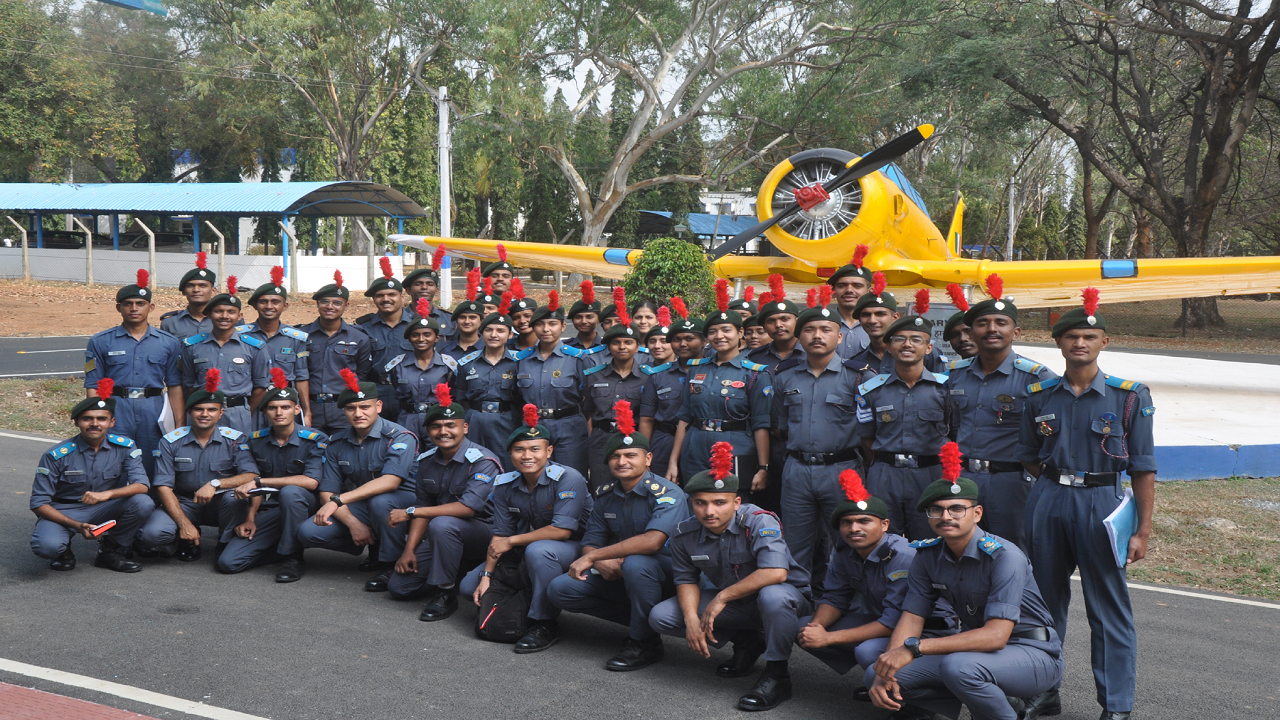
515, 347, 535, 361
560, 345, 586, 358
219, 426, 245, 440
49, 440, 77, 459
637, 346, 650, 354
1104, 375, 1145, 392
240, 334, 265, 348
297, 428, 322, 441
909, 537, 943, 549
440, 353, 458, 371
675, 516, 703, 536
742, 360, 768, 372
505, 349, 520, 361
494, 471, 519, 486
1028, 377, 1061, 394
464, 447, 486, 463
281, 326, 308, 341
641, 361, 672, 375
154, 327, 179, 340
583, 345, 606, 355
978, 536, 1004, 555
459, 350, 481, 366
251, 428, 270, 439
685, 357, 708, 366
595, 482, 615, 497
160, 309, 181, 319
546, 465, 565, 480
234, 324, 254, 334
930, 372, 949, 384
106, 434, 135, 448
582, 363, 607, 376
858, 373, 890, 396
355, 313, 375, 325
1012, 357, 1044, 375
163, 426, 191, 443
416, 447, 439, 461
950, 357, 974, 371
183, 333, 208, 346
384, 354, 406, 374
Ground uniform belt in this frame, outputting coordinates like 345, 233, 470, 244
478, 401, 511, 413
963, 457, 1023, 474
311, 393, 337, 403
874, 451, 941, 468
111, 387, 163, 399
403, 400, 438, 413
692, 418, 749, 432
538, 405, 580, 420
654, 420, 678, 435
596, 420, 618, 433
1011, 627, 1051, 642
224, 395, 249, 408
1043, 466, 1118, 488
788, 447, 862, 466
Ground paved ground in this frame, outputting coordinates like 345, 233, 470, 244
0, 335, 89, 378
0, 432, 1276, 720
0, 682, 159, 720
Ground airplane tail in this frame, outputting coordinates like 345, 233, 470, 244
946, 196, 964, 258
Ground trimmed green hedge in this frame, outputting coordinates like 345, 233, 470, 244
623, 238, 717, 314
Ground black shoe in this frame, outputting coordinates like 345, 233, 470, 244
418, 591, 458, 622
275, 557, 304, 583
1007, 696, 1028, 720
131, 541, 159, 558
49, 549, 76, 571
853, 686, 871, 703
214, 541, 227, 559
716, 631, 766, 678
357, 546, 382, 572
1025, 690, 1062, 719
94, 538, 142, 573
176, 541, 202, 562
513, 621, 560, 654
888, 706, 935, 720
364, 568, 392, 592
1099, 713, 1131, 720
737, 671, 792, 711
605, 637, 664, 672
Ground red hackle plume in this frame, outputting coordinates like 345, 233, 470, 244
498, 291, 513, 316
333, 270, 343, 288
270, 265, 285, 287
340, 368, 361, 393
511, 277, 525, 299
379, 256, 393, 279
580, 280, 595, 305
615, 300, 631, 328
204, 368, 221, 394
743, 286, 755, 302
612, 286, 630, 325
466, 268, 480, 301
985, 273, 1004, 301
496, 244, 508, 262
522, 403, 540, 428
1082, 287, 1100, 316
914, 288, 930, 316
416, 298, 430, 317
657, 306, 671, 327
852, 244, 870, 269
819, 285, 832, 307
434, 383, 452, 408
839, 469, 870, 503
715, 278, 730, 313
270, 367, 289, 390
709, 441, 735, 481
670, 297, 689, 319
946, 283, 969, 312
96, 378, 115, 400
614, 400, 636, 436
226, 275, 237, 295
872, 271, 887, 297
431, 244, 446, 272
768, 274, 785, 301
136, 269, 149, 288
757, 291, 773, 307
195, 251, 207, 270
483, 277, 494, 296
806, 288, 818, 308
941, 441, 962, 483
547, 290, 560, 313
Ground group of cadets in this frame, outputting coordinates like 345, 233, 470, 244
33, 243, 1156, 720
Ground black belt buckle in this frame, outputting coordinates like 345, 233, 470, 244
127, 387, 147, 399
481, 401, 501, 413
538, 408, 554, 419
895, 453, 919, 468
700, 419, 723, 431
801, 452, 824, 465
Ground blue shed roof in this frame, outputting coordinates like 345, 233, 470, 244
0, 181, 426, 218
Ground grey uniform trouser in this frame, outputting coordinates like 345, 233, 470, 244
30, 495, 155, 558
649, 584, 811, 662
546, 553, 674, 640
780, 458, 860, 575
137, 492, 240, 553
796, 612, 889, 675
544, 415, 588, 478
215, 486, 319, 573
866, 462, 943, 541
309, 401, 351, 437
973, 469, 1033, 553
388, 516, 492, 599
460, 538, 581, 621
296, 489, 415, 563
112, 395, 165, 476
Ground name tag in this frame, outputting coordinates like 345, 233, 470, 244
65, 470, 86, 476
784, 388, 800, 395
108, 351, 127, 356
193, 358, 208, 364
875, 405, 894, 412
656, 387, 671, 395
508, 506, 521, 513
932, 583, 948, 590
593, 383, 610, 388
690, 555, 710, 561
232, 357, 246, 364
1034, 414, 1056, 422
338, 461, 350, 467
950, 389, 965, 395
604, 513, 617, 519
175, 457, 193, 464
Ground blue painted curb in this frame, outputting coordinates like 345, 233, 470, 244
1155, 445, 1280, 480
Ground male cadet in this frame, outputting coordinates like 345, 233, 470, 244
463, 405, 593, 653
302, 271, 373, 435
772, 293, 862, 576
856, 290, 951, 541
217, 368, 326, 582
827, 244, 874, 360
137, 370, 260, 561
513, 292, 592, 477
30, 380, 152, 572
297, 369, 419, 592
583, 297, 646, 491
1017, 289, 1155, 720
749, 278, 806, 514
161, 252, 216, 340
946, 275, 1055, 551
180, 277, 269, 436
439, 269, 485, 360
84, 269, 184, 476
481, 243, 516, 296
547, 401, 686, 671
847, 272, 947, 380
239, 266, 312, 422
649, 442, 811, 712
360, 257, 415, 421
402, 247, 456, 339
796, 470, 954, 696
388, 385, 501, 621
867, 456, 1062, 720
943, 283, 977, 361
565, 280, 604, 353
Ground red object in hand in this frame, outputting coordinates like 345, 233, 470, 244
793, 184, 831, 211
90, 520, 116, 537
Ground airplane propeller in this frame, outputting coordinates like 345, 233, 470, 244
709, 124, 935, 260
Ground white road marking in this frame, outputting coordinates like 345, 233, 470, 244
0, 657, 270, 720
0, 370, 82, 378
0, 431, 57, 442
15, 348, 82, 354
1071, 575, 1280, 609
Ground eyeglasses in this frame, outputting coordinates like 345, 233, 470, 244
925, 503, 975, 519
888, 335, 929, 346
317, 299, 345, 308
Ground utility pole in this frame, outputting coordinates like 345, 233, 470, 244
438, 85, 453, 308
1005, 177, 1016, 261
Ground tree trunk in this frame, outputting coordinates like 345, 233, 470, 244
1132, 208, 1153, 258
335, 217, 345, 255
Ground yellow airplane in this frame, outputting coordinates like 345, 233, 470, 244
392, 125, 1280, 307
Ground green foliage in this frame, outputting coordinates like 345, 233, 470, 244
623, 238, 716, 314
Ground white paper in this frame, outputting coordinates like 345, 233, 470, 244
158, 392, 177, 435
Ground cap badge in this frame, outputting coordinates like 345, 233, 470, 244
623, 436, 633, 445
994, 301, 1005, 310
950, 483, 961, 493
714, 479, 724, 489
856, 500, 867, 510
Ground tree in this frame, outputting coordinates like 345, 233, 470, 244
623, 237, 717, 312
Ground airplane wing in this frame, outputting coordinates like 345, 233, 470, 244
390, 235, 640, 281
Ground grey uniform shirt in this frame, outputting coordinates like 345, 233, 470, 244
248, 426, 328, 480
457, 350, 519, 407
1016, 371, 1157, 476
582, 362, 646, 428
836, 314, 871, 360
822, 533, 955, 630
359, 309, 415, 384
670, 504, 810, 591
490, 463, 593, 539
319, 418, 418, 495
582, 472, 688, 550
638, 361, 686, 425
84, 325, 183, 390
856, 368, 951, 456
946, 353, 1056, 462
772, 353, 862, 453
32, 434, 149, 509
154, 426, 260, 498
180, 332, 271, 397
302, 320, 373, 395
414, 439, 501, 521
160, 309, 212, 341
514, 342, 593, 412
235, 323, 311, 382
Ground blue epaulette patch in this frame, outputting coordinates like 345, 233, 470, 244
494, 471, 519, 485
585, 345, 607, 355
218, 426, 245, 440
252, 428, 270, 439
459, 350, 481, 366
234, 324, 254, 334
464, 447, 485, 463
978, 536, 1003, 555
641, 361, 672, 375
240, 334, 265, 348
558, 490, 576, 499
656, 496, 677, 505
1104, 375, 1144, 392
546, 465, 565, 480
1141, 406, 1156, 416
183, 333, 208, 346
858, 373, 890, 396
163, 426, 191, 443
583, 363, 607, 376
416, 447, 438, 461
909, 537, 943, 549
1012, 357, 1045, 375
950, 357, 973, 371
561, 345, 586, 358
106, 434, 135, 448
49, 440, 76, 459
515, 347, 535, 361
1028, 377, 1061, 394
297, 428, 322, 441
758, 528, 780, 537
384, 354, 406, 374
743, 360, 767, 372
685, 357, 707, 366
930, 372, 949, 384
637, 346, 650, 354
281, 326, 308, 341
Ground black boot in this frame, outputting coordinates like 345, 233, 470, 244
1099, 713, 1131, 720
131, 540, 159, 558
364, 565, 393, 592
94, 537, 142, 573
888, 706, 935, 720
737, 663, 792, 711
605, 636, 664, 672
513, 620, 560, 653
853, 686, 871, 702
275, 553, 304, 583
1007, 696, 1028, 720
358, 545, 382, 571
1025, 689, 1062, 719
49, 548, 76, 571
716, 630, 766, 678
418, 590, 458, 622
176, 540, 202, 562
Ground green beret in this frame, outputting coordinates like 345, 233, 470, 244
603, 430, 650, 458
885, 313, 933, 340
1051, 307, 1106, 337
249, 282, 286, 305
184, 388, 226, 411
312, 284, 349, 301
854, 291, 897, 316
742, 313, 763, 330
115, 283, 152, 304
603, 323, 642, 344
72, 394, 116, 419
727, 299, 758, 315
483, 259, 515, 276
599, 304, 618, 321
671, 318, 704, 336
403, 267, 439, 286
703, 310, 743, 331
404, 314, 441, 339
684, 469, 739, 494
479, 312, 514, 332
365, 277, 404, 297
795, 305, 840, 332
529, 303, 564, 325
336, 381, 379, 408
205, 291, 242, 312
831, 494, 890, 527
916, 476, 981, 512
757, 299, 800, 324
943, 310, 968, 341
826, 263, 873, 286
963, 297, 1019, 327
423, 402, 466, 425
452, 300, 485, 320
179, 266, 216, 290
506, 421, 553, 450
478, 292, 501, 309
569, 299, 602, 318
260, 385, 300, 407
512, 296, 539, 315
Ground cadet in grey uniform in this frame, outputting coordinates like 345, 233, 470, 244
389, 396, 501, 622
160, 253, 216, 340
583, 319, 646, 491
649, 451, 811, 712
296, 374, 419, 592
866, 476, 1062, 720
547, 402, 688, 671
565, 280, 603, 352
1016, 299, 1156, 720
826, 247, 874, 360
457, 308, 520, 467
84, 271, 184, 476
403, 263, 456, 339
180, 285, 269, 435
137, 378, 260, 561
239, 269, 312, 422
513, 298, 593, 477
302, 275, 373, 436
30, 383, 152, 572
386, 311, 458, 439
461, 410, 593, 653
439, 279, 485, 360
946, 290, 1055, 551
358, 265, 415, 421
640, 308, 703, 478
748, 289, 805, 514
942, 285, 978, 361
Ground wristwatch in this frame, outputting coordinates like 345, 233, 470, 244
253, 476, 263, 489
210, 479, 222, 490
904, 636, 923, 659
758, 465, 769, 472
406, 506, 417, 517
330, 493, 345, 507
480, 570, 493, 578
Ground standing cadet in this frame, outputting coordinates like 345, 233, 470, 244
477, 276, 501, 316
667, 280, 772, 499
506, 277, 539, 352
1017, 289, 1155, 720
360, 257, 415, 421
548, 401, 687, 671
583, 295, 646, 491
386, 299, 458, 439
943, 283, 977, 361
401, 246, 455, 338
462, 405, 593, 653
749, 276, 807, 514
847, 273, 948, 378
639, 301, 699, 478
727, 285, 758, 320
649, 443, 811, 712
946, 275, 1055, 551
297, 370, 419, 592
866, 469, 1062, 720
439, 269, 485, 360
84, 270, 184, 476
388, 386, 501, 621
565, 280, 604, 352
742, 313, 769, 350
239, 266, 312, 423
137, 371, 260, 561
481, 243, 516, 295
457, 297, 520, 466
29, 380, 152, 573
772, 296, 863, 576
180, 277, 269, 436
302, 272, 373, 436
513, 293, 592, 477
217, 369, 325, 582
160, 252, 216, 340
856, 291, 951, 541
827, 245, 874, 360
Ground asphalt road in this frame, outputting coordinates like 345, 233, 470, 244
0, 432, 1276, 720
0, 335, 89, 379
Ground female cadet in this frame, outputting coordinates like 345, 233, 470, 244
456, 293, 520, 467
387, 299, 458, 444
628, 299, 660, 366
507, 278, 539, 352
639, 305, 688, 478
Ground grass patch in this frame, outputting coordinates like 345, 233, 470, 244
0, 377, 85, 437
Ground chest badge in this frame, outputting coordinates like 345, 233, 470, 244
996, 394, 1014, 403
721, 388, 730, 395
502, 373, 513, 379
1038, 421, 1055, 436
552, 369, 562, 377
731, 381, 744, 388
721, 379, 733, 386
880, 412, 893, 423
